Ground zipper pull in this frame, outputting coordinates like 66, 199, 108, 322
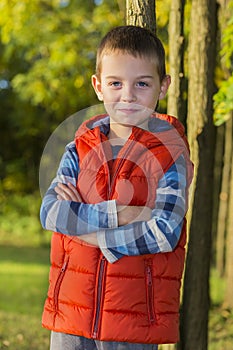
146, 265, 153, 285
61, 260, 68, 272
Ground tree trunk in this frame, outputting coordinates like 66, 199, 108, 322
216, 118, 232, 276
212, 123, 225, 273
167, 0, 186, 125
224, 113, 233, 308
126, 0, 156, 33
179, 0, 217, 349
214, 0, 232, 279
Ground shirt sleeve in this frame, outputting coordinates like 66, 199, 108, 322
97, 155, 187, 263
40, 141, 118, 235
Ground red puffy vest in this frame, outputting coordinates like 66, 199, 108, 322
42, 113, 193, 344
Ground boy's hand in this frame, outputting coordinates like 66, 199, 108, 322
117, 205, 152, 226
55, 182, 82, 202
55, 182, 99, 247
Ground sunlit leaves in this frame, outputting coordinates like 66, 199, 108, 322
156, 0, 170, 28
0, 0, 123, 192
213, 0, 233, 126
0, 0, 123, 118
220, 2, 233, 70
214, 74, 233, 126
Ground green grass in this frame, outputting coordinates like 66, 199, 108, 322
0, 245, 49, 315
209, 307, 233, 350
0, 244, 51, 350
0, 311, 50, 350
209, 269, 233, 349
0, 193, 233, 349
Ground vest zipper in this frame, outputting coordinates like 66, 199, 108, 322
145, 261, 155, 324
91, 130, 141, 338
54, 259, 69, 311
92, 256, 107, 339
108, 137, 136, 199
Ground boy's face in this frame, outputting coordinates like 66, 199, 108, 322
92, 52, 170, 130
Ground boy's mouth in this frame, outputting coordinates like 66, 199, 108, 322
114, 103, 144, 114
117, 108, 140, 115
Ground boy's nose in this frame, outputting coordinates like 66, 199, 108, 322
121, 87, 137, 102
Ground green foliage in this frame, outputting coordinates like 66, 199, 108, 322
213, 0, 233, 126
210, 268, 226, 306
220, 4, 233, 71
0, 0, 123, 116
0, 0, 172, 194
0, 0, 123, 193
0, 192, 50, 247
214, 74, 233, 126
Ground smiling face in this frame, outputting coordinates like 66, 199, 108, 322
92, 52, 170, 134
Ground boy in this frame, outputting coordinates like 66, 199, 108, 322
40, 25, 193, 350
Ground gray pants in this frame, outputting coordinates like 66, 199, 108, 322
50, 332, 158, 350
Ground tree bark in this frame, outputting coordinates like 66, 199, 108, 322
126, 0, 156, 33
179, 0, 217, 349
216, 118, 232, 276
224, 113, 233, 308
211, 123, 224, 271
167, 0, 186, 125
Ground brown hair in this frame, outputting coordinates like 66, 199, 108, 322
95, 25, 166, 82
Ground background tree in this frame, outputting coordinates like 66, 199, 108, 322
126, 0, 156, 32
179, 0, 217, 349
215, 118, 231, 277
213, 0, 233, 308
167, 0, 186, 125
224, 133, 233, 308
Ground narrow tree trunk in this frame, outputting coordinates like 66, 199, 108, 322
211, 123, 224, 272
126, 0, 156, 33
167, 0, 186, 125
214, 0, 232, 278
179, 0, 217, 349
216, 118, 232, 276
224, 113, 233, 308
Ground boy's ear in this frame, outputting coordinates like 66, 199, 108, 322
159, 75, 171, 100
92, 75, 103, 101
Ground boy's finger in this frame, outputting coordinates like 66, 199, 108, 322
57, 183, 74, 196
56, 182, 82, 202
67, 182, 83, 202
55, 184, 73, 199
55, 187, 70, 200
57, 194, 65, 201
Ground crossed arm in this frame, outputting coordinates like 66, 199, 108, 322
55, 181, 152, 246
40, 141, 187, 263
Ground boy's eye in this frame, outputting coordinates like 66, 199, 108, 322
136, 81, 149, 87
109, 81, 122, 88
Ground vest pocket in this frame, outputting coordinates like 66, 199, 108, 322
53, 257, 69, 311
145, 259, 155, 324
